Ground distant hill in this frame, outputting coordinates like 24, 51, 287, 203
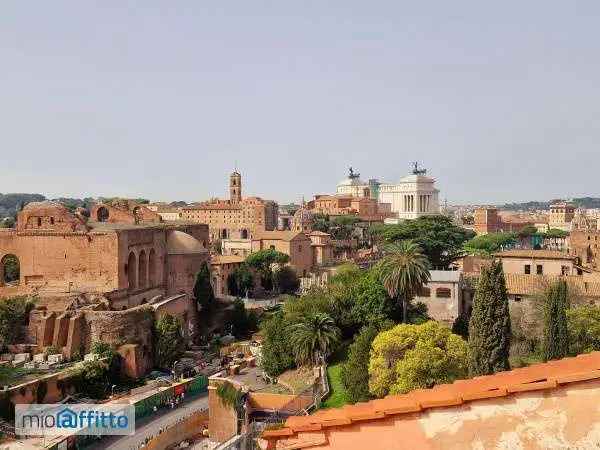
501, 197, 600, 211
0, 193, 46, 219
0, 194, 100, 219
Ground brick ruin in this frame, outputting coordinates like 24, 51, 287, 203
0, 201, 210, 376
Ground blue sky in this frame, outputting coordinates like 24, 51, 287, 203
2, 1, 599, 204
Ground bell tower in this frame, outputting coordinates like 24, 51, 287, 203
230, 171, 242, 204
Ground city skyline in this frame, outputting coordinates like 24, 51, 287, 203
3, 2, 600, 203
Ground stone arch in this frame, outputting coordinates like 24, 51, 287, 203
97, 207, 109, 222
148, 249, 157, 287
241, 229, 248, 239
138, 250, 147, 289
127, 251, 137, 290
0, 254, 20, 286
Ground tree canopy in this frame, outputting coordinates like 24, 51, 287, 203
542, 280, 569, 361
227, 263, 254, 297
273, 266, 300, 294
369, 321, 468, 397
154, 314, 185, 368
246, 249, 290, 290
193, 262, 215, 309
376, 241, 430, 322
463, 232, 517, 256
288, 312, 341, 365
341, 322, 393, 403
374, 216, 474, 269
468, 260, 511, 376
260, 312, 295, 377
0, 296, 36, 350
567, 306, 600, 355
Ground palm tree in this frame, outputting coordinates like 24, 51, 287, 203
288, 313, 341, 365
377, 240, 430, 323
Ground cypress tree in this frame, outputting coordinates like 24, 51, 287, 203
542, 280, 569, 361
468, 260, 511, 376
193, 262, 215, 310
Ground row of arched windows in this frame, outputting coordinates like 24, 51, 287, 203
127, 249, 157, 290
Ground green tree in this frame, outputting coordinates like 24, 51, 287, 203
375, 216, 474, 269
451, 313, 470, 340
246, 249, 290, 290
463, 232, 517, 256
377, 241, 430, 323
312, 213, 331, 233
273, 266, 300, 294
369, 321, 468, 397
154, 314, 185, 368
341, 322, 393, 404
288, 313, 341, 365
228, 299, 258, 338
72, 359, 111, 399
227, 263, 254, 297
193, 263, 215, 310
0, 296, 36, 349
542, 280, 569, 361
2, 255, 20, 284
260, 313, 295, 377
567, 305, 600, 355
468, 260, 511, 376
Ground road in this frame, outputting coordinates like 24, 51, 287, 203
88, 393, 209, 450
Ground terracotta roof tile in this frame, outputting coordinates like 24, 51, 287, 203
504, 274, 600, 298
263, 352, 600, 444
495, 249, 575, 260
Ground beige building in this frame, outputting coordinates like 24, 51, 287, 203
379, 166, 440, 222
495, 249, 579, 276
549, 201, 575, 231
221, 238, 252, 258
309, 231, 333, 267
210, 255, 246, 297
335, 168, 372, 198
413, 270, 471, 325
251, 231, 314, 277
181, 171, 278, 241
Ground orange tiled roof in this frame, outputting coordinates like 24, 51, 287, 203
504, 273, 600, 297
253, 231, 309, 242
210, 255, 245, 265
263, 352, 600, 443
495, 249, 574, 260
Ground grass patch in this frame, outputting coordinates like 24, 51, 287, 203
322, 343, 350, 409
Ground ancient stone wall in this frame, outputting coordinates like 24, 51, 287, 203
0, 231, 120, 296
83, 305, 154, 353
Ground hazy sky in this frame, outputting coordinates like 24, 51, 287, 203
2, 2, 600, 204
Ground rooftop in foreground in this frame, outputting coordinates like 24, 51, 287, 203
262, 352, 600, 449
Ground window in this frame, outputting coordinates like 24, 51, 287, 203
524, 264, 531, 274
298, 245, 302, 252
536, 265, 543, 275
436, 288, 452, 298
50, 217, 54, 225
418, 287, 431, 297
37, 217, 42, 227
561, 265, 570, 276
